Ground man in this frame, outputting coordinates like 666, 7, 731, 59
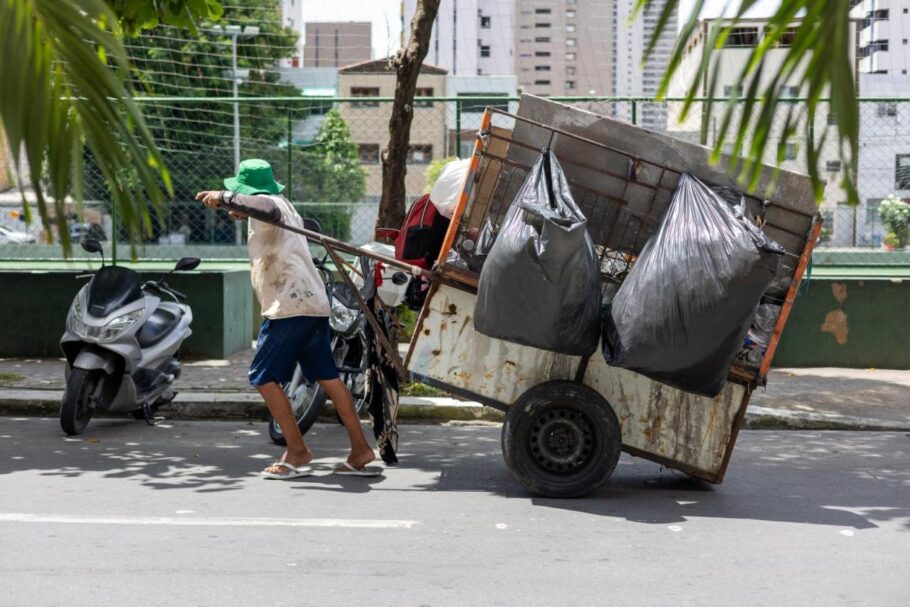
196, 159, 377, 479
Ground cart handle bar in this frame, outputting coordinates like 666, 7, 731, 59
220, 200, 433, 280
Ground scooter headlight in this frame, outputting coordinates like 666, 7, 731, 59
69, 305, 144, 343
93, 309, 145, 343
329, 299, 358, 333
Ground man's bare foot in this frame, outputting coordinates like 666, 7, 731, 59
264, 446, 313, 475
333, 448, 376, 473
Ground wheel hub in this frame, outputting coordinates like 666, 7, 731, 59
529, 407, 595, 475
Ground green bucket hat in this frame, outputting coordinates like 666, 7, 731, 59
224, 159, 285, 195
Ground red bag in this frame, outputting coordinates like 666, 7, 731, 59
377, 194, 450, 269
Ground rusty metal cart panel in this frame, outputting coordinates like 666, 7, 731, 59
406, 95, 821, 495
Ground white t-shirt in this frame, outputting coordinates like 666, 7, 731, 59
247, 195, 331, 319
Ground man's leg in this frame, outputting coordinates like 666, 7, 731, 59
257, 382, 312, 474
319, 378, 375, 470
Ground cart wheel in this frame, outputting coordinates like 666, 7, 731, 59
502, 381, 622, 498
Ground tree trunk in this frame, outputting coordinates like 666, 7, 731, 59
376, 0, 441, 237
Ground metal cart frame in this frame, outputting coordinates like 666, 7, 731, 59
402, 97, 821, 497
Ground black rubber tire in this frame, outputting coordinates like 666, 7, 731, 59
501, 380, 622, 498
267, 383, 328, 446
60, 369, 101, 436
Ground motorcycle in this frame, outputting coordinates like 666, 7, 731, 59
59, 238, 199, 435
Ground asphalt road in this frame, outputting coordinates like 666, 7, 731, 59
0, 417, 908, 606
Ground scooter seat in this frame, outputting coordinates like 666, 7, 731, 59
137, 308, 180, 348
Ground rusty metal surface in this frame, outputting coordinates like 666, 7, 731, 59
582, 355, 747, 475
408, 284, 748, 478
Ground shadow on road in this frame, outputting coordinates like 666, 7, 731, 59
0, 417, 907, 531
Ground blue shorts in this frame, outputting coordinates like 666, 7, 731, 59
249, 316, 339, 387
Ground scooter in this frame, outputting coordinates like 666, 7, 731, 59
59, 238, 199, 435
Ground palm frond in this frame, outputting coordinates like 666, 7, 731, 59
637, 0, 859, 205
0, 0, 172, 254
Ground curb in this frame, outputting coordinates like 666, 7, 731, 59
1, 389, 907, 431
0, 389, 506, 424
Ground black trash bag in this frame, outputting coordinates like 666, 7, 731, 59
474, 150, 601, 356
603, 173, 784, 397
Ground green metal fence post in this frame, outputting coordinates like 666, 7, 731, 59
631, 100, 638, 125
455, 99, 461, 157
287, 107, 293, 199
110, 200, 118, 266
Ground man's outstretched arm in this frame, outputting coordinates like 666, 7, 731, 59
194, 191, 282, 223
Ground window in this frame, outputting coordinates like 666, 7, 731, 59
896, 154, 910, 189
776, 27, 797, 47
566, 52, 576, 60
566, 38, 577, 47
873, 9, 890, 19
567, 0, 577, 4
723, 85, 744, 97
878, 103, 898, 117
566, 66, 576, 76
565, 80, 576, 90
480, 45, 491, 57
358, 144, 380, 164
535, 36, 551, 43
536, 22, 552, 28
459, 92, 509, 113
724, 27, 759, 47
350, 87, 380, 107
534, 79, 551, 85
535, 65, 551, 71
535, 51, 551, 57
826, 160, 842, 172
407, 145, 432, 164
778, 85, 799, 98
566, 24, 576, 32
415, 87, 434, 107
535, 8, 551, 14
784, 143, 797, 161
480, 15, 491, 28
566, 10, 576, 18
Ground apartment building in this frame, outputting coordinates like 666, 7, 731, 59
402, 0, 514, 77
280, 0, 303, 66
851, 0, 910, 75
514, 0, 614, 97
337, 59, 448, 199
612, 0, 677, 131
667, 18, 860, 245
303, 22, 373, 68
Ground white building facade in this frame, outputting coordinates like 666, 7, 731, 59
612, 0, 677, 131
851, 0, 910, 75
402, 0, 515, 78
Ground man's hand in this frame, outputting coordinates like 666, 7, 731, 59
195, 190, 246, 220
195, 190, 223, 209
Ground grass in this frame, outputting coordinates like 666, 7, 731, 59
0, 372, 25, 386
400, 381, 447, 398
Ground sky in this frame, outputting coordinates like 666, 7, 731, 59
302, 0, 784, 60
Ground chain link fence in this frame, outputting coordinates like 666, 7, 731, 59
2, 96, 909, 264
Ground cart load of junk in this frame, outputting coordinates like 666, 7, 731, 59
397, 95, 821, 498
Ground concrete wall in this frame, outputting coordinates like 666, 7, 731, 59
0, 270, 253, 359
774, 278, 910, 369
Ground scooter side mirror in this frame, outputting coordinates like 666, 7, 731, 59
174, 257, 201, 272
81, 238, 103, 254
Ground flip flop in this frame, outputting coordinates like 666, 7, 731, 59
333, 462, 382, 477
261, 461, 313, 480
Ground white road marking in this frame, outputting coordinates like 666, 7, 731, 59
668, 525, 683, 532
0, 513, 418, 529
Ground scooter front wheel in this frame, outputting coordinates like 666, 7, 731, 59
60, 369, 101, 436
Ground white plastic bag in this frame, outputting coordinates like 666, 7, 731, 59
429, 158, 470, 219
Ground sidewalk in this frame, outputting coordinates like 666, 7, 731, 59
1, 353, 908, 430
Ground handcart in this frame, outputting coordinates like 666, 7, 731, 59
403, 95, 822, 497
230, 95, 821, 498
